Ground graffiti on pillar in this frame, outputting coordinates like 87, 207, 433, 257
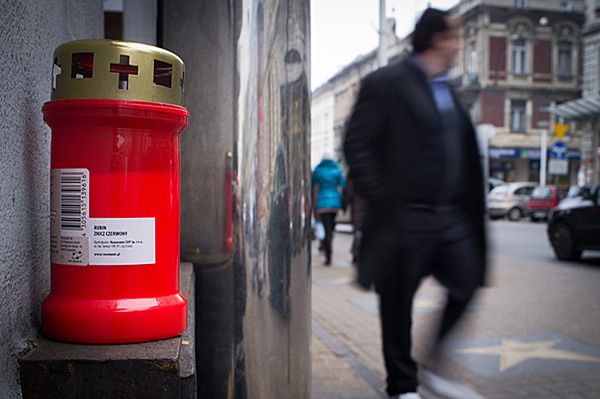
267, 145, 291, 319
234, 0, 311, 396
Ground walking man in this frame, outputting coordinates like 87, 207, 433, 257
344, 8, 487, 399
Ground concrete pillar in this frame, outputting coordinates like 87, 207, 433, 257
162, 0, 234, 255
163, 1, 311, 397
123, 0, 157, 45
233, 1, 311, 397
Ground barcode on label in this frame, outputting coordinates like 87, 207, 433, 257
59, 171, 88, 232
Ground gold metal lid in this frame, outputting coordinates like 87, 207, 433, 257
51, 39, 184, 106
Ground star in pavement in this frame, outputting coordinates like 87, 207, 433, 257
456, 338, 600, 372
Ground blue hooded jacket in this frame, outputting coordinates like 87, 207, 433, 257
312, 159, 346, 210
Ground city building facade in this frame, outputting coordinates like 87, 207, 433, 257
310, 84, 335, 168
312, 2, 585, 185
453, 0, 585, 184
552, 0, 600, 184
310, 23, 409, 165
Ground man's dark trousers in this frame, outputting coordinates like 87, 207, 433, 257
376, 208, 481, 396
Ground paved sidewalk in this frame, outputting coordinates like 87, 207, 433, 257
311, 231, 439, 399
311, 229, 600, 399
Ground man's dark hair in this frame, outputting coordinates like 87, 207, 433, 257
412, 8, 450, 54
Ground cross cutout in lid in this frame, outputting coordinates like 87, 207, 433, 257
110, 55, 138, 90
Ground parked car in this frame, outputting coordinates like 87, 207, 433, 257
557, 185, 592, 210
561, 185, 592, 203
527, 185, 566, 222
547, 185, 600, 261
488, 177, 506, 192
487, 182, 537, 221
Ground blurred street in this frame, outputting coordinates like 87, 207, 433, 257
311, 219, 600, 399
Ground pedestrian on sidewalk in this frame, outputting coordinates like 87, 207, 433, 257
312, 148, 345, 266
344, 8, 487, 399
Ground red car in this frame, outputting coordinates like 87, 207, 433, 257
527, 185, 566, 222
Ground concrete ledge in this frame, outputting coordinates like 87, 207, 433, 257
19, 263, 196, 399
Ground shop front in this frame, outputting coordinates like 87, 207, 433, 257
489, 147, 580, 184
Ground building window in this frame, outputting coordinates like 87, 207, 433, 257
510, 100, 527, 133
512, 37, 528, 75
557, 41, 573, 77
515, 0, 526, 8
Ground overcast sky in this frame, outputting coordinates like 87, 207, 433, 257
310, 0, 460, 90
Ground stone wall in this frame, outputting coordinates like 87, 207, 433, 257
0, 1, 103, 397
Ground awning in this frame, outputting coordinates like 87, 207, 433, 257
549, 97, 600, 120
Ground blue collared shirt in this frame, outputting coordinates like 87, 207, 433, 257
410, 57, 455, 112
429, 74, 455, 112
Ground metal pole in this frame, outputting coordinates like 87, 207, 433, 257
377, 0, 387, 68
476, 124, 495, 193
540, 129, 547, 187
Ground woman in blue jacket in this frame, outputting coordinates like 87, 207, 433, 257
312, 149, 345, 265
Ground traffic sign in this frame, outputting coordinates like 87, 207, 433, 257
554, 123, 568, 139
549, 159, 568, 175
550, 141, 568, 160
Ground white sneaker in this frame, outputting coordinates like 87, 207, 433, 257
396, 393, 421, 399
421, 369, 485, 399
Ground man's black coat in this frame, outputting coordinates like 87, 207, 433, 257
343, 58, 487, 290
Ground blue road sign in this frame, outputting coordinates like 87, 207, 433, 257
550, 141, 568, 160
